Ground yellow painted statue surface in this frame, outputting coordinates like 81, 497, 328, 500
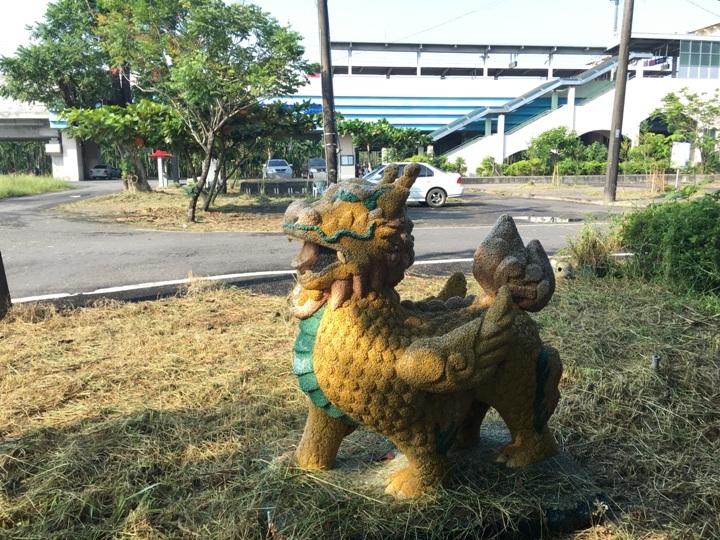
282, 164, 562, 498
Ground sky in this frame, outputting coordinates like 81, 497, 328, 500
2, 0, 720, 61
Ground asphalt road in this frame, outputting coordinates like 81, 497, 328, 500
0, 180, 620, 303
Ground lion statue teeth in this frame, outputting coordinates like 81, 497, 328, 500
282, 163, 562, 498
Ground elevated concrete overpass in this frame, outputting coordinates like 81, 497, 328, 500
0, 82, 94, 181
0, 96, 59, 141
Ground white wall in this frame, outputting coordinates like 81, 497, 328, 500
447, 77, 720, 175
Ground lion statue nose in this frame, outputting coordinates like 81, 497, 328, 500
285, 200, 321, 226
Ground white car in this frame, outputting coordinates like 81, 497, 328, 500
262, 159, 292, 179
362, 162, 463, 207
89, 164, 122, 179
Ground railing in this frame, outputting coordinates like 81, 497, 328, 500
432, 53, 653, 144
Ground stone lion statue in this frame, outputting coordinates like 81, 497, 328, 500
282, 163, 562, 498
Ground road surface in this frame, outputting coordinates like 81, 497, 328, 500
0, 180, 619, 303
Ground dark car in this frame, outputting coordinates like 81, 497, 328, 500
89, 164, 122, 179
300, 158, 327, 179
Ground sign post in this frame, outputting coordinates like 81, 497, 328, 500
670, 142, 691, 188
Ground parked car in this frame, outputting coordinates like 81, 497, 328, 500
362, 162, 463, 207
89, 164, 122, 179
300, 158, 327, 179
262, 159, 292, 179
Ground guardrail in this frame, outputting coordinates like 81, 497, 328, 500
461, 174, 720, 186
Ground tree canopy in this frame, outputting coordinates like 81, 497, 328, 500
652, 87, 720, 173
96, 0, 313, 220
337, 118, 431, 170
0, 0, 115, 109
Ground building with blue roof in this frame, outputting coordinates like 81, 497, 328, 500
286, 25, 720, 175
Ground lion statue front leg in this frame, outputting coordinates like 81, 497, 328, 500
295, 404, 354, 470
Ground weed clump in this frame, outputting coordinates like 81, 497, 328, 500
617, 191, 720, 297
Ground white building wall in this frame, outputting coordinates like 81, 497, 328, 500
447, 76, 720, 175
50, 132, 83, 181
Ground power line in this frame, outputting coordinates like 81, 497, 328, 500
331, 0, 508, 63
393, 0, 508, 43
684, 0, 720, 17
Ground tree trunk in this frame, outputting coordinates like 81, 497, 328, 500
125, 175, 151, 192
187, 137, 215, 222
121, 149, 152, 192
203, 139, 226, 211
202, 161, 222, 212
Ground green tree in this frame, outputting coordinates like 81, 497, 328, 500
625, 129, 671, 179
526, 126, 583, 178
390, 127, 432, 161
62, 100, 186, 191
580, 141, 608, 175
0, 0, 115, 110
476, 155, 499, 177
338, 118, 395, 171
338, 118, 431, 171
201, 100, 316, 209
97, 0, 312, 221
652, 87, 720, 173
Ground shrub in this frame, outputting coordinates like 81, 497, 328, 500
558, 158, 580, 176
619, 160, 648, 174
503, 160, 534, 176
617, 191, 720, 296
439, 156, 467, 175
562, 216, 621, 273
581, 160, 606, 175
476, 155, 498, 177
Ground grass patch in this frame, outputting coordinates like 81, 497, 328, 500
484, 181, 720, 206
53, 187, 299, 232
1, 275, 718, 538
0, 175, 73, 198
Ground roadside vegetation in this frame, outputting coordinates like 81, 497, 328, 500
0, 173, 71, 198
0, 142, 52, 176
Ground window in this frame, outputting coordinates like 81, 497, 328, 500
418, 165, 433, 177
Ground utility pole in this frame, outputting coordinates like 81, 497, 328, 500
604, 0, 634, 203
318, 0, 338, 183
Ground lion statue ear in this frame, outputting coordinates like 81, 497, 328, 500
380, 163, 399, 184
396, 163, 420, 189
379, 163, 420, 188
377, 163, 421, 218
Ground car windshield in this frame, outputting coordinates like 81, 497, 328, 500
362, 165, 386, 181
308, 159, 325, 167
268, 160, 288, 167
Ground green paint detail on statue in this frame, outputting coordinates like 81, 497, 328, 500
434, 422, 460, 455
329, 186, 390, 210
362, 187, 391, 210
533, 347, 551, 434
282, 221, 377, 244
292, 305, 358, 425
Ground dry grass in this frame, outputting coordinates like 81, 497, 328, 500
1, 275, 719, 538
53, 187, 297, 232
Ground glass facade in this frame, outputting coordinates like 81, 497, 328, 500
678, 40, 720, 79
